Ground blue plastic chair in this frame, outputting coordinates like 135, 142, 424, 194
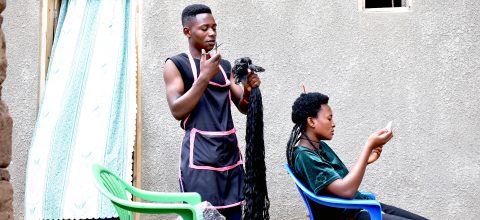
284, 163, 382, 220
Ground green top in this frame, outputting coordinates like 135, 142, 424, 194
293, 141, 370, 219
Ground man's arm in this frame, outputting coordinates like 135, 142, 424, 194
229, 72, 248, 114
230, 69, 261, 114
163, 52, 222, 120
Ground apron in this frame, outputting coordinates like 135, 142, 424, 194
179, 50, 245, 209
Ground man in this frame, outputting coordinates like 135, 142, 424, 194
163, 4, 261, 220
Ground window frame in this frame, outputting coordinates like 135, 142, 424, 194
358, 0, 412, 12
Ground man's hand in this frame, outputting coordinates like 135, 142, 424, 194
244, 69, 261, 92
199, 49, 221, 81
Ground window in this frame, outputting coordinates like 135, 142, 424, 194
359, 0, 411, 12
40, 0, 62, 103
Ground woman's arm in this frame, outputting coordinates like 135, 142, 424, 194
326, 129, 393, 199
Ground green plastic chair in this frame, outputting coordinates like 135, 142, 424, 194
91, 163, 203, 220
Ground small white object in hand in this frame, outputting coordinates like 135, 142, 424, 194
385, 121, 393, 132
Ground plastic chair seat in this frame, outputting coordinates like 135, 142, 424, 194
284, 163, 382, 220
92, 164, 203, 220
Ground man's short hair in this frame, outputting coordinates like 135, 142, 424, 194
181, 4, 212, 27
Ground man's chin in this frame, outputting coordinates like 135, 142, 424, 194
204, 44, 215, 51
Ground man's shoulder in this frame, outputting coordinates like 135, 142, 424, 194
166, 53, 189, 71
168, 52, 187, 61
220, 59, 232, 69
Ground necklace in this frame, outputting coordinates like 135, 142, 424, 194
300, 137, 320, 143
299, 135, 327, 160
299, 136, 320, 148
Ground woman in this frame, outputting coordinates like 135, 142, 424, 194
286, 92, 427, 220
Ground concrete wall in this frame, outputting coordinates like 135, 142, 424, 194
0, 0, 14, 219
142, 1, 480, 219
3, 1, 40, 219
3, 0, 479, 219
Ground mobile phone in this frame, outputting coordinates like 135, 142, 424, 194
385, 121, 393, 132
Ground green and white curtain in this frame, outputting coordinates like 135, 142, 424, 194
25, 0, 137, 219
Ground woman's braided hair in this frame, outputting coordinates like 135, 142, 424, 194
286, 92, 329, 169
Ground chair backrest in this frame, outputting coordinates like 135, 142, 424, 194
92, 164, 134, 220
283, 163, 382, 220
92, 164, 202, 220
284, 163, 318, 219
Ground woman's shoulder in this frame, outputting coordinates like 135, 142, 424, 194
319, 141, 343, 163
319, 141, 330, 147
319, 141, 336, 153
294, 146, 320, 160
294, 145, 315, 153
293, 146, 334, 172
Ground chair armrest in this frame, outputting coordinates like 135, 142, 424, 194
124, 184, 202, 205
360, 191, 376, 200
305, 193, 382, 220
110, 197, 199, 218
307, 194, 381, 210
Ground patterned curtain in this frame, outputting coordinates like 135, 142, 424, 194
25, 0, 137, 219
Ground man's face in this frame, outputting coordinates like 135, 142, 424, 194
185, 13, 217, 51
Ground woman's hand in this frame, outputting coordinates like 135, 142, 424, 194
365, 129, 392, 164
367, 129, 393, 150
367, 146, 383, 164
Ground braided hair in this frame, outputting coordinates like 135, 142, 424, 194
232, 57, 269, 220
286, 92, 329, 169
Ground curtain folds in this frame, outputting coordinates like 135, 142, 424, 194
25, 0, 137, 219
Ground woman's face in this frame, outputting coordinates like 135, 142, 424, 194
309, 104, 335, 140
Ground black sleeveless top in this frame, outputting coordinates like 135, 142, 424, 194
167, 53, 234, 131
166, 52, 244, 208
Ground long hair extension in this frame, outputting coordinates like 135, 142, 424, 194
233, 57, 269, 220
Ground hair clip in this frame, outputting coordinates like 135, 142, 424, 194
301, 83, 307, 94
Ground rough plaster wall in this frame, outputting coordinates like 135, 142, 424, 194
2, 1, 40, 219
1, 0, 478, 219
143, 1, 480, 219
